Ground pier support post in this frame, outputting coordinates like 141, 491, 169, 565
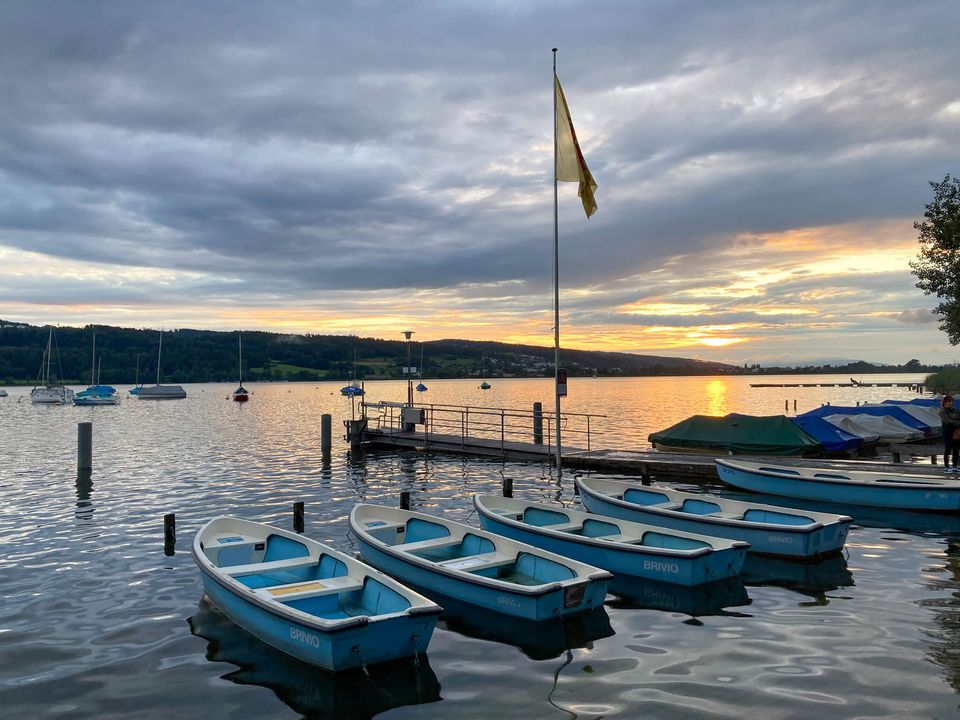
347, 419, 366, 452
640, 463, 651, 486
321, 414, 332, 460
502, 477, 513, 498
293, 501, 305, 533
400, 491, 410, 510
163, 513, 176, 556
532, 402, 544, 445
78, 422, 92, 471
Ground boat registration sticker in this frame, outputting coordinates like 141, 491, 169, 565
563, 583, 586, 608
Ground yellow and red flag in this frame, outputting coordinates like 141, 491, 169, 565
555, 74, 598, 218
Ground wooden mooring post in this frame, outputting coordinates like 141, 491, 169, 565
502, 477, 513, 498
321, 414, 332, 460
78, 422, 92, 471
163, 513, 176, 556
293, 501, 305, 533
532, 402, 543, 445
400, 491, 410, 510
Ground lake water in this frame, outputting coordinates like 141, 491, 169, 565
4, 373, 960, 719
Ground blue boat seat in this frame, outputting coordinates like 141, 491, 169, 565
542, 522, 582, 533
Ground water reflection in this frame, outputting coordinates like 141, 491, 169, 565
741, 553, 854, 602
430, 591, 613, 661
189, 597, 441, 720
606, 576, 751, 617
75, 468, 94, 523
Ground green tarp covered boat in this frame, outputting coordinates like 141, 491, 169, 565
649, 414, 823, 456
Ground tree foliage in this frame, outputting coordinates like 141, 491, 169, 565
910, 174, 960, 344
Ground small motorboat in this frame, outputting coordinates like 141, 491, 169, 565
716, 458, 960, 512
576, 477, 851, 558
192, 516, 441, 672
349, 504, 611, 620
473, 494, 749, 586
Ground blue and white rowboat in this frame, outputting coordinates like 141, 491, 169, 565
192, 516, 441, 672
716, 457, 960, 512
473, 494, 749, 586
576, 477, 851, 558
349, 504, 612, 621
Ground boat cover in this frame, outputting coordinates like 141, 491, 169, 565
865, 402, 939, 428
822, 414, 921, 442
797, 405, 932, 432
789, 415, 863, 453
649, 414, 822, 456
882, 398, 941, 408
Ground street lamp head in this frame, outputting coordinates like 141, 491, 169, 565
402, 330, 415, 340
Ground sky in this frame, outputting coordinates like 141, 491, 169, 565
2, 0, 960, 366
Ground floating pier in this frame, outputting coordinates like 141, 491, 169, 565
751, 382, 923, 389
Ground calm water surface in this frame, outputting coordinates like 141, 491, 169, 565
3, 374, 960, 719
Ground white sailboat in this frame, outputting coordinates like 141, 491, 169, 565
479, 353, 491, 390
138, 330, 186, 400
232, 333, 249, 402
31, 326, 74, 404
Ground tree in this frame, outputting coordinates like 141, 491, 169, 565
910, 175, 960, 344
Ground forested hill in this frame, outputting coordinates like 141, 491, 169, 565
0, 320, 735, 384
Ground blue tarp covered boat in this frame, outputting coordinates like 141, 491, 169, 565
349, 504, 611, 620
790, 415, 863, 453
798, 404, 934, 434
192, 516, 441, 672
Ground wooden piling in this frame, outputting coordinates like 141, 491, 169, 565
78, 422, 92, 471
532, 402, 543, 445
293, 501, 305, 533
400, 491, 410, 510
502, 477, 513, 498
163, 513, 176, 556
321, 414, 332, 458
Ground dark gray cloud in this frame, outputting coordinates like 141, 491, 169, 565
1, 0, 958, 361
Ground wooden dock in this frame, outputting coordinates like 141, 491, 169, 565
750, 382, 922, 389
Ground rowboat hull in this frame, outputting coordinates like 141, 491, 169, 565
193, 517, 440, 672
350, 505, 611, 621
576, 477, 851, 558
716, 458, 960, 512
474, 495, 748, 586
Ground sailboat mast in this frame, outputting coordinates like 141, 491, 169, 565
46, 326, 53, 385
91, 333, 96, 385
156, 331, 162, 385
238, 333, 243, 383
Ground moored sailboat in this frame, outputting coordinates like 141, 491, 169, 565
232, 333, 249, 402
138, 330, 186, 400
31, 326, 74, 405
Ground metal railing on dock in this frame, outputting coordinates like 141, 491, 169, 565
360, 400, 612, 458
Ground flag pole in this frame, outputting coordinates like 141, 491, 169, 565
552, 47, 563, 477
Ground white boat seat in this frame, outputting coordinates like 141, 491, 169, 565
595, 533, 641, 544
398, 536, 462, 553
362, 520, 406, 533
257, 575, 363, 602
437, 552, 514, 572
541, 521, 583, 533
222, 557, 318, 576
655, 503, 683, 511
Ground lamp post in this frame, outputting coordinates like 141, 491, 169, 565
402, 330, 414, 407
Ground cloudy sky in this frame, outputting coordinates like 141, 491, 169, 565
2, 0, 959, 365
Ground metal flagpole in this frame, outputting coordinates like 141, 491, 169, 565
552, 48, 563, 477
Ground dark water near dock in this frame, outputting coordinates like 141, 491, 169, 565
3, 375, 960, 719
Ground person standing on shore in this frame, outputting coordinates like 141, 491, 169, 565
939, 395, 960, 472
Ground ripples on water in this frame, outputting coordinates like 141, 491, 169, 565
2, 375, 959, 719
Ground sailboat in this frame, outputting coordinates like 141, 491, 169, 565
232, 333, 249, 402
31, 326, 74, 404
416, 344, 428, 392
138, 330, 186, 400
340, 350, 364, 396
74, 332, 120, 405
479, 353, 491, 390
129, 353, 142, 395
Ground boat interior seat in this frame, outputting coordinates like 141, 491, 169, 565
257, 575, 363, 603
398, 536, 463, 553
223, 556, 318, 577
595, 533, 640, 544
437, 551, 514, 573
542, 521, 582, 533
